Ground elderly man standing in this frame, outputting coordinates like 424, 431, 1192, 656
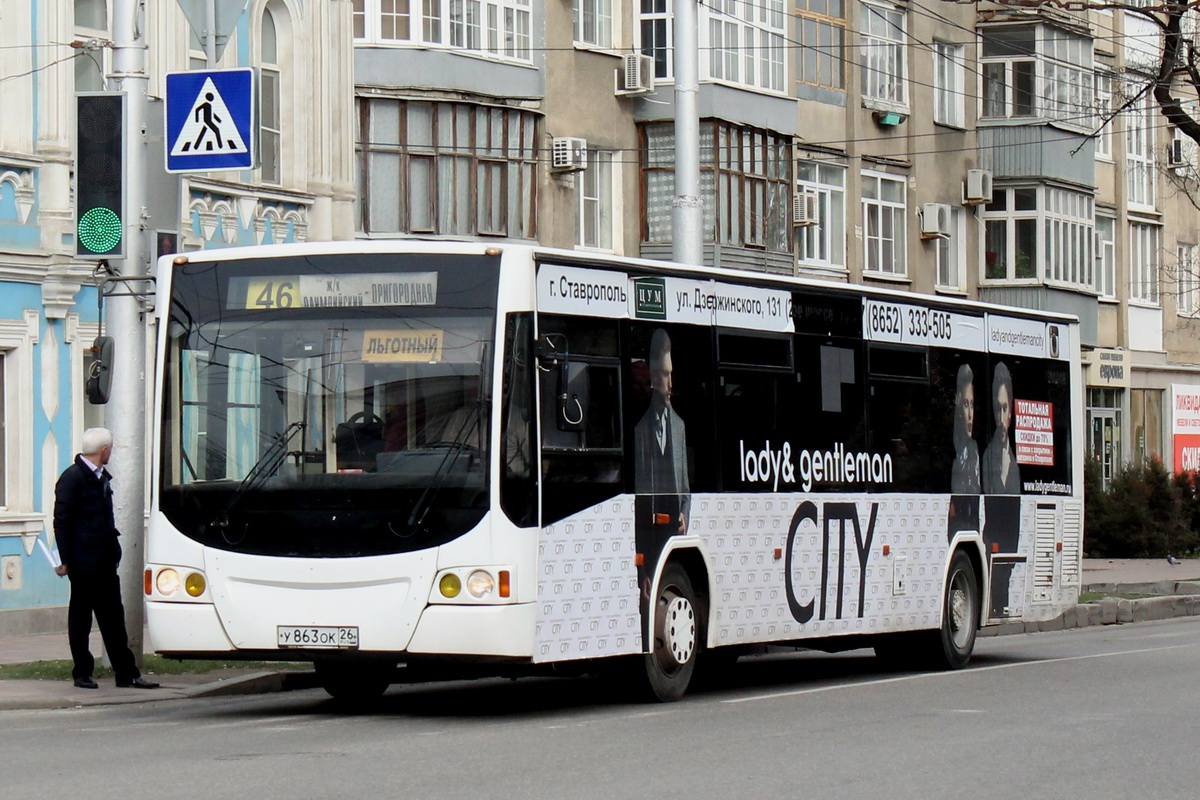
53, 427, 158, 690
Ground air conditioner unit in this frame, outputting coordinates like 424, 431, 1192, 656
551, 137, 588, 172
963, 169, 993, 205
920, 203, 952, 239
792, 190, 819, 227
615, 53, 655, 96
1168, 138, 1187, 168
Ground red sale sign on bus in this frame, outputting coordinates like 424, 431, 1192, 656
1172, 384, 1200, 473
1014, 398, 1054, 466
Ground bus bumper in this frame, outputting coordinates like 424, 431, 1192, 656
408, 603, 536, 657
147, 601, 236, 653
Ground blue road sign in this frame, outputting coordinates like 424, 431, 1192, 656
165, 68, 255, 173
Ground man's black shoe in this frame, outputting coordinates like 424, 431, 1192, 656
74, 676, 99, 689
116, 676, 160, 689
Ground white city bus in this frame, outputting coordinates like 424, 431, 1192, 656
145, 241, 1083, 701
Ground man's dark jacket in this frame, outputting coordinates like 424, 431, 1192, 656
54, 455, 121, 572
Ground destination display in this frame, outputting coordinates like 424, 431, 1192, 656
234, 272, 439, 310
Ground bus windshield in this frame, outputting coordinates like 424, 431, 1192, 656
159, 252, 500, 557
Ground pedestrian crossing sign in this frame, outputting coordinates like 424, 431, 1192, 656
165, 68, 255, 173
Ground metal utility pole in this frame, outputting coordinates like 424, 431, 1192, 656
109, 0, 149, 662
672, 0, 703, 266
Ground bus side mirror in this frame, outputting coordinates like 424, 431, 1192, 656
86, 336, 114, 405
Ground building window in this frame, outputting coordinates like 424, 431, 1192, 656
1096, 213, 1115, 299
860, 2, 906, 109
933, 42, 964, 127
1126, 87, 1156, 209
259, 4, 281, 186
861, 171, 906, 276
574, 0, 612, 48
706, 0, 785, 92
356, 99, 538, 239
1178, 243, 1198, 316
935, 207, 963, 289
353, 0, 529, 61
639, 0, 672, 80
641, 121, 791, 252
74, 0, 109, 91
1094, 71, 1113, 160
1129, 221, 1161, 304
982, 185, 1093, 289
796, 0, 845, 90
577, 149, 614, 250
980, 24, 1093, 131
1044, 185, 1094, 288
795, 159, 845, 272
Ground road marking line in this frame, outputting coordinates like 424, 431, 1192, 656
721, 642, 1200, 704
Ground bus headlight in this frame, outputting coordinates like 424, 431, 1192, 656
466, 570, 494, 598
155, 568, 181, 597
185, 572, 206, 597
439, 573, 462, 598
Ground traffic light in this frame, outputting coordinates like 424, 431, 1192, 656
75, 92, 125, 259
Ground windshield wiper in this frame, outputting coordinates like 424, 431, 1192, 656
210, 421, 306, 529
405, 409, 481, 533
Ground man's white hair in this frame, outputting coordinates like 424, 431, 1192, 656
80, 427, 113, 456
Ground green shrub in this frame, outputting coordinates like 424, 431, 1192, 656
1084, 457, 1196, 558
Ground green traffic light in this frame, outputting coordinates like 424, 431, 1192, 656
78, 207, 122, 254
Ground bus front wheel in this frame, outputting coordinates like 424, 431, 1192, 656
640, 563, 702, 702
931, 550, 979, 669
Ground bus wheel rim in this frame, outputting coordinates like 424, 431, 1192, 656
949, 570, 970, 647
657, 591, 696, 670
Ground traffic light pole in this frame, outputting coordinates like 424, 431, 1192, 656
109, 0, 149, 663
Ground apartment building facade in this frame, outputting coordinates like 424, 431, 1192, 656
0, 0, 1197, 626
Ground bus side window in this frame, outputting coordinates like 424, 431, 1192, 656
500, 314, 537, 527
538, 315, 623, 525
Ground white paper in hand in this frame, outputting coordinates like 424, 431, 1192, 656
36, 538, 62, 569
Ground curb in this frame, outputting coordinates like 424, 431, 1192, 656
978, 584, 1200, 637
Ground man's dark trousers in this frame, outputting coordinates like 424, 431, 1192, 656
67, 568, 138, 682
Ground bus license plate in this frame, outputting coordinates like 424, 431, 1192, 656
277, 625, 359, 649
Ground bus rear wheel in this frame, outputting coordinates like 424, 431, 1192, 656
639, 563, 701, 702
315, 660, 394, 702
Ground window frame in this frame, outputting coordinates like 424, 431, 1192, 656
796, 0, 846, 91
981, 184, 1094, 291
861, 170, 907, 277
641, 120, 792, 253
933, 41, 965, 128
573, 0, 614, 49
934, 206, 964, 290
860, 1, 908, 111
577, 148, 616, 251
1095, 213, 1116, 299
1178, 242, 1198, 317
352, 0, 531, 62
356, 98, 539, 239
979, 24, 1094, 132
1129, 220, 1161, 305
1126, 86, 1157, 211
795, 159, 846, 274
703, 0, 786, 93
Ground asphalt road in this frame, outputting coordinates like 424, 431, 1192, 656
5, 618, 1200, 800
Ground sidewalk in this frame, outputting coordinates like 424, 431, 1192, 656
2, 558, 1198, 710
